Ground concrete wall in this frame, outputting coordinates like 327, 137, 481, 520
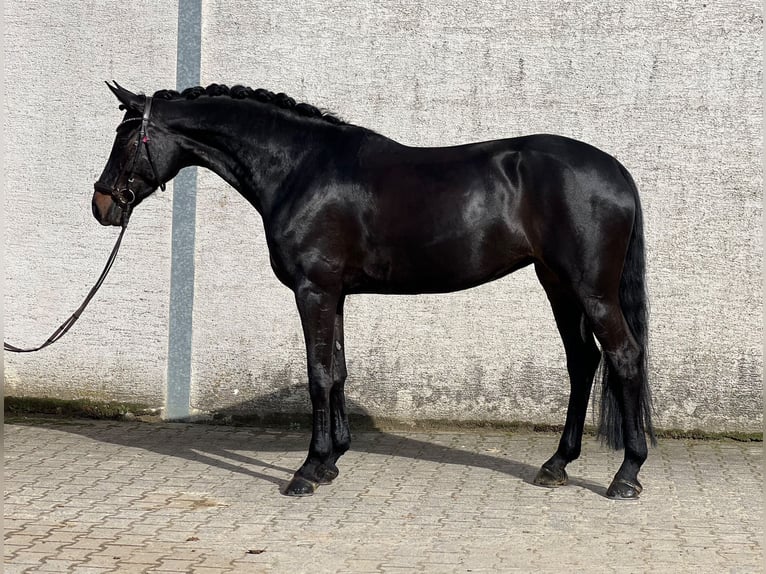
5, 1, 179, 404
5, 1, 762, 433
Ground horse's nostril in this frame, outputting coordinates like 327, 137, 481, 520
92, 202, 100, 220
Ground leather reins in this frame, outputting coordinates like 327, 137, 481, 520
5, 97, 164, 353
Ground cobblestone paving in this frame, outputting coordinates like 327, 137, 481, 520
3, 419, 762, 573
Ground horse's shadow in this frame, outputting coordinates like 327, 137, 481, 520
13, 396, 608, 498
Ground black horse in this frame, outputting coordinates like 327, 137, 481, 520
94, 83, 655, 499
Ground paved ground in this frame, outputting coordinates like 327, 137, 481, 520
3, 418, 762, 573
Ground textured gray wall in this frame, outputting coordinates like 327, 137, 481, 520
5, 1, 762, 432
4, 1, 179, 404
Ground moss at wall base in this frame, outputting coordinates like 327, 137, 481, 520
4, 396, 762, 442
4, 396, 156, 420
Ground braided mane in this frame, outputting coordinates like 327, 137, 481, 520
151, 83, 346, 125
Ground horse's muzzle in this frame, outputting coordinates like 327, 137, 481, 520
92, 184, 123, 226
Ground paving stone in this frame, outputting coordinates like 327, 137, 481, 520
3, 419, 762, 573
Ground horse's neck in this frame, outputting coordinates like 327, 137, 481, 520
172, 102, 318, 215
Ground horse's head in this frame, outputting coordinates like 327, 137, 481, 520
93, 82, 178, 226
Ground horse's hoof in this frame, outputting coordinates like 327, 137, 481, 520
533, 465, 568, 487
282, 475, 318, 497
316, 464, 339, 485
606, 477, 642, 500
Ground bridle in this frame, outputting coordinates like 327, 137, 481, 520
93, 95, 166, 227
4, 97, 164, 353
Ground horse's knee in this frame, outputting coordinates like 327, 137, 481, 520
307, 369, 333, 402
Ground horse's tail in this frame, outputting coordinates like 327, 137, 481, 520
597, 165, 657, 450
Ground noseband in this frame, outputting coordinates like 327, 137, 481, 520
94, 96, 166, 226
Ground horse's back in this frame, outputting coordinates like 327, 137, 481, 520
355, 132, 637, 271
282, 131, 638, 296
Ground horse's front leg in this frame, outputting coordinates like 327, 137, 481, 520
316, 299, 351, 484
283, 280, 341, 497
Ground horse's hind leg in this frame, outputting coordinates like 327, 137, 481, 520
533, 264, 601, 487
316, 298, 351, 484
581, 295, 649, 499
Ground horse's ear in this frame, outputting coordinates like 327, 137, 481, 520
105, 81, 143, 111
